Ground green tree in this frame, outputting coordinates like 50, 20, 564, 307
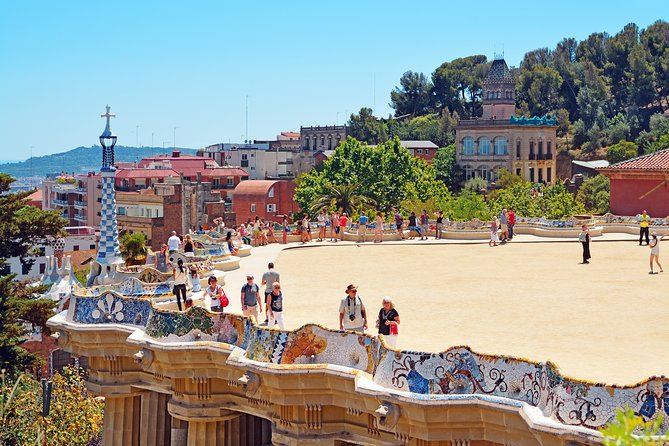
390, 71, 433, 117
309, 183, 376, 216
600, 407, 668, 445
607, 141, 638, 164
462, 177, 487, 193
516, 49, 564, 117
431, 55, 488, 118
432, 144, 461, 190
120, 232, 147, 266
0, 175, 65, 372
347, 108, 388, 144
576, 175, 610, 214
0, 367, 104, 445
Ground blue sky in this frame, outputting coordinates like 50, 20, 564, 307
0, 1, 665, 159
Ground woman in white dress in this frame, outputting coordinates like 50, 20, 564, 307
648, 232, 666, 274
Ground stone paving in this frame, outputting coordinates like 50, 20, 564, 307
220, 233, 668, 385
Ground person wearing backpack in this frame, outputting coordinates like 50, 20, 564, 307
241, 275, 262, 322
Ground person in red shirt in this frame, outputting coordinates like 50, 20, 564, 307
339, 212, 348, 241
508, 209, 516, 240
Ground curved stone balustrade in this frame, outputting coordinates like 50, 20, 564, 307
59, 292, 669, 437
72, 277, 173, 299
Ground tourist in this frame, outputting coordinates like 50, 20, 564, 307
508, 209, 515, 240
317, 209, 327, 242
358, 211, 369, 243
315, 209, 326, 242
266, 221, 278, 244
301, 214, 310, 244
639, 210, 650, 246
167, 231, 181, 254
184, 297, 193, 309
419, 210, 429, 240
213, 217, 224, 234
408, 211, 418, 240
393, 209, 405, 240
266, 281, 285, 329
435, 211, 444, 240
239, 224, 251, 245
172, 258, 188, 311
489, 217, 498, 247
205, 276, 228, 312
154, 244, 169, 273
189, 265, 202, 293
195, 225, 205, 235
226, 232, 239, 256
330, 211, 340, 242
499, 209, 508, 242
339, 284, 368, 333
374, 211, 384, 243
649, 232, 666, 274
579, 225, 591, 264
253, 216, 261, 246
241, 275, 262, 322
376, 296, 400, 349
339, 212, 348, 241
183, 234, 195, 257
261, 262, 280, 322
282, 215, 289, 244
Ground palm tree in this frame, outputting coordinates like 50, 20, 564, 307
120, 232, 147, 266
309, 183, 377, 216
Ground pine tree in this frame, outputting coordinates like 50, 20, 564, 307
0, 174, 66, 372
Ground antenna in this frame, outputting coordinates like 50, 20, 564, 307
245, 95, 249, 142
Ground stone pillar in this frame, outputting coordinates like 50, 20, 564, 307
186, 420, 225, 446
103, 395, 141, 446
140, 391, 172, 446
170, 418, 188, 446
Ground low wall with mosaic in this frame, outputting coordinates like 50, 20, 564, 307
64, 291, 669, 436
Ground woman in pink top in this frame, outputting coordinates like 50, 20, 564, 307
339, 213, 348, 241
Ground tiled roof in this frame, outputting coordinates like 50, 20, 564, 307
400, 140, 439, 149
485, 59, 514, 84
572, 160, 609, 169
115, 168, 180, 179
599, 148, 669, 171
232, 180, 279, 197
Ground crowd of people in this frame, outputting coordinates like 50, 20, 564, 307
155, 208, 667, 347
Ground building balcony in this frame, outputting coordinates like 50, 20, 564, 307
457, 119, 514, 128
75, 187, 88, 193
528, 154, 553, 161
459, 153, 510, 162
73, 200, 87, 208
73, 213, 87, 222
52, 183, 77, 192
52, 199, 69, 206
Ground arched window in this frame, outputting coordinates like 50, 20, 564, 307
478, 166, 489, 181
462, 137, 474, 155
478, 137, 491, 155
529, 140, 535, 157
515, 140, 521, 158
463, 165, 474, 180
320, 136, 325, 147
494, 137, 508, 155
547, 141, 552, 157
538, 140, 544, 156
304, 137, 310, 150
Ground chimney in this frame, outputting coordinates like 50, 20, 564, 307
172, 150, 180, 158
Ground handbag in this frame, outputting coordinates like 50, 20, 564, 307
389, 323, 398, 335
220, 289, 229, 308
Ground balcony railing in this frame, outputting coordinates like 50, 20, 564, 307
74, 200, 87, 208
73, 214, 87, 222
459, 153, 510, 161
529, 153, 553, 161
52, 199, 69, 206
75, 187, 88, 193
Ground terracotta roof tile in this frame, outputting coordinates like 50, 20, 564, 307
232, 180, 279, 196
600, 148, 669, 171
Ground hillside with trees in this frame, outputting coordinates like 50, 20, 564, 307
0, 146, 197, 179
349, 20, 669, 161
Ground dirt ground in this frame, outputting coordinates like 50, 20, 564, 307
273, 239, 669, 385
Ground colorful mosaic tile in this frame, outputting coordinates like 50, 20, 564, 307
73, 293, 151, 327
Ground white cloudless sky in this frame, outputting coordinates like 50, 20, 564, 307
0, 0, 665, 159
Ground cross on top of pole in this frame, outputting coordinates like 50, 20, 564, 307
101, 105, 116, 132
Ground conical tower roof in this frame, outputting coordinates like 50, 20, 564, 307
485, 58, 514, 84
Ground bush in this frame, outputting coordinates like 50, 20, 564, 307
0, 366, 104, 445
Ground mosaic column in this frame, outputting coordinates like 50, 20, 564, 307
95, 169, 122, 265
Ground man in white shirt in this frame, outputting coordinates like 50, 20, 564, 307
339, 284, 367, 333
167, 231, 181, 253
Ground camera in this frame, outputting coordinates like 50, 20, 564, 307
349, 314, 356, 321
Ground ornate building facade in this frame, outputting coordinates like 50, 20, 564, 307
455, 57, 558, 185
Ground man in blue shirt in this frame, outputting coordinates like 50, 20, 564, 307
358, 212, 369, 243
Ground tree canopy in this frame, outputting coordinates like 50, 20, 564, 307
0, 174, 66, 372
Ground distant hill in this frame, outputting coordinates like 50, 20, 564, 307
0, 146, 198, 178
